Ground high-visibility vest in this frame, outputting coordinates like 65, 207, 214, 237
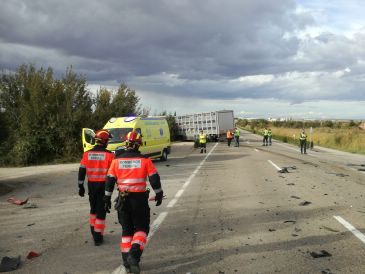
226, 131, 233, 138
268, 130, 272, 136
300, 132, 307, 140
234, 129, 240, 137
264, 129, 268, 136
107, 156, 157, 192
80, 149, 114, 182
199, 134, 207, 144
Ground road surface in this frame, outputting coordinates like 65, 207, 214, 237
0, 131, 365, 274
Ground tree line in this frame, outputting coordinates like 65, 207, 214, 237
237, 118, 361, 130
0, 64, 177, 166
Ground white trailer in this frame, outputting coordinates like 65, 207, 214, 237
175, 110, 235, 141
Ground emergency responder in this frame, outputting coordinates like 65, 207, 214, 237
104, 130, 163, 274
226, 129, 233, 147
234, 127, 240, 147
268, 128, 272, 146
300, 129, 307, 154
199, 130, 207, 153
263, 127, 269, 146
78, 129, 114, 246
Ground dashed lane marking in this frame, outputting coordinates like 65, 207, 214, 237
334, 216, 365, 244
268, 160, 281, 171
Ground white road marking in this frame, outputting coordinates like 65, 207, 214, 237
334, 216, 365, 244
268, 160, 281, 171
112, 143, 219, 272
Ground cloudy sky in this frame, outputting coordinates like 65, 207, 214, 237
1, 0, 364, 119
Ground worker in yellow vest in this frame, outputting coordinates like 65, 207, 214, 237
199, 130, 207, 153
300, 129, 307, 154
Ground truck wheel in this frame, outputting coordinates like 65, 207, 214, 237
160, 149, 168, 161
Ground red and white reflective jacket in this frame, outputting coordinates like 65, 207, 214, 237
79, 146, 114, 183
107, 150, 160, 193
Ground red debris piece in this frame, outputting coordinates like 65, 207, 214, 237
7, 197, 29, 205
26, 251, 40, 260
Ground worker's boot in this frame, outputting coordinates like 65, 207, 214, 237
122, 253, 132, 273
93, 232, 103, 246
127, 244, 142, 274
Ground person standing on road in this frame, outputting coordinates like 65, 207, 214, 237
262, 127, 269, 146
233, 127, 240, 147
300, 129, 307, 154
104, 130, 164, 274
199, 130, 207, 153
226, 129, 233, 147
268, 128, 272, 146
78, 129, 114, 246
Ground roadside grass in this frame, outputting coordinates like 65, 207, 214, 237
246, 126, 365, 155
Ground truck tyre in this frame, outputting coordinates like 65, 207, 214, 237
160, 149, 168, 161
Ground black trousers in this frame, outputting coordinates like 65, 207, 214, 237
300, 140, 307, 154
88, 182, 106, 220
118, 192, 150, 261
227, 138, 232, 146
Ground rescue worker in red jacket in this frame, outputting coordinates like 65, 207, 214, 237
104, 130, 163, 274
78, 129, 114, 246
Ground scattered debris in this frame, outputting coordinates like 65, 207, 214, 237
287, 183, 295, 186
291, 234, 299, 237
23, 203, 38, 209
321, 269, 332, 274
321, 226, 339, 233
299, 201, 312, 206
323, 193, 328, 196
7, 197, 29, 206
26, 251, 40, 260
310, 250, 332, 258
278, 168, 289, 173
27, 223, 35, 227
327, 172, 349, 177
0, 256, 21, 272
290, 195, 301, 199
294, 227, 302, 232
279, 175, 286, 178
284, 220, 296, 224
165, 164, 170, 167
268, 228, 276, 232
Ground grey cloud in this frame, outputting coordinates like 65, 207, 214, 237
0, 0, 312, 80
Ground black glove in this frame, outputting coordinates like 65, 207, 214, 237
155, 190, 163, 206
103, 196, 111, 213
78, 184, 85, 197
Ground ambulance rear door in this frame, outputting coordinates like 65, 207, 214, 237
82, 128, 96, 152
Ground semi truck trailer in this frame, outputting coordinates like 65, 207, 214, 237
175, 110, 235, 141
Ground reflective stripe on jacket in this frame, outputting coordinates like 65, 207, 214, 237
107, 156, 158, 193
300, 133, 307, 140
80, 148, 114, 183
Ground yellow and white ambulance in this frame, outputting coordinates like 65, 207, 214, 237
82, 116, 171, 161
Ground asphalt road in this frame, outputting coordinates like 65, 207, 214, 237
1, 131, 365, 274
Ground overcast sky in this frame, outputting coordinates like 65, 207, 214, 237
1, 0, 364, 119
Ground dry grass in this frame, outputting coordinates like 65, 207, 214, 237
268, 127, 365, 154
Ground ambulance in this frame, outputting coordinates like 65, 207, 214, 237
82, 116, 171, 161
